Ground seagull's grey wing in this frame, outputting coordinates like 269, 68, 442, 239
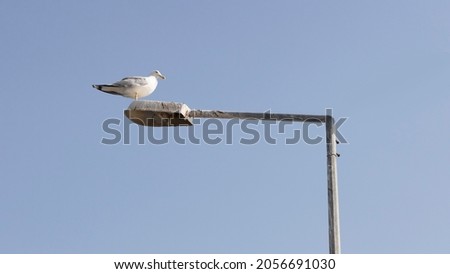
112, 77, 148, 87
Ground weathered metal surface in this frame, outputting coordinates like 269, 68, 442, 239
125, 101, 327, 125
124, 100, 193, 126
188, 109, 326, 123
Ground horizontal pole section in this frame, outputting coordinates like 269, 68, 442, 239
188, 110, 327, 123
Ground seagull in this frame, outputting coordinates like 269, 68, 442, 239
92, 70, 166, 100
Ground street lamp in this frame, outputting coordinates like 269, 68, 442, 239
125, 100, 341, 254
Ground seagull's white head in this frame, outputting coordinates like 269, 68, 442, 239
151, 70, 166, 80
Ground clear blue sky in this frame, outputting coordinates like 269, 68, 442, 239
1, 0, 449, 253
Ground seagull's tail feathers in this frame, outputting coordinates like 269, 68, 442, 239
92, 84, 122, 96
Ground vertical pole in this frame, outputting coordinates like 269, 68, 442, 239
326, 114, 341, 254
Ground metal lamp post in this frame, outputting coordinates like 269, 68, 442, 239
125, 100, 341, 254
